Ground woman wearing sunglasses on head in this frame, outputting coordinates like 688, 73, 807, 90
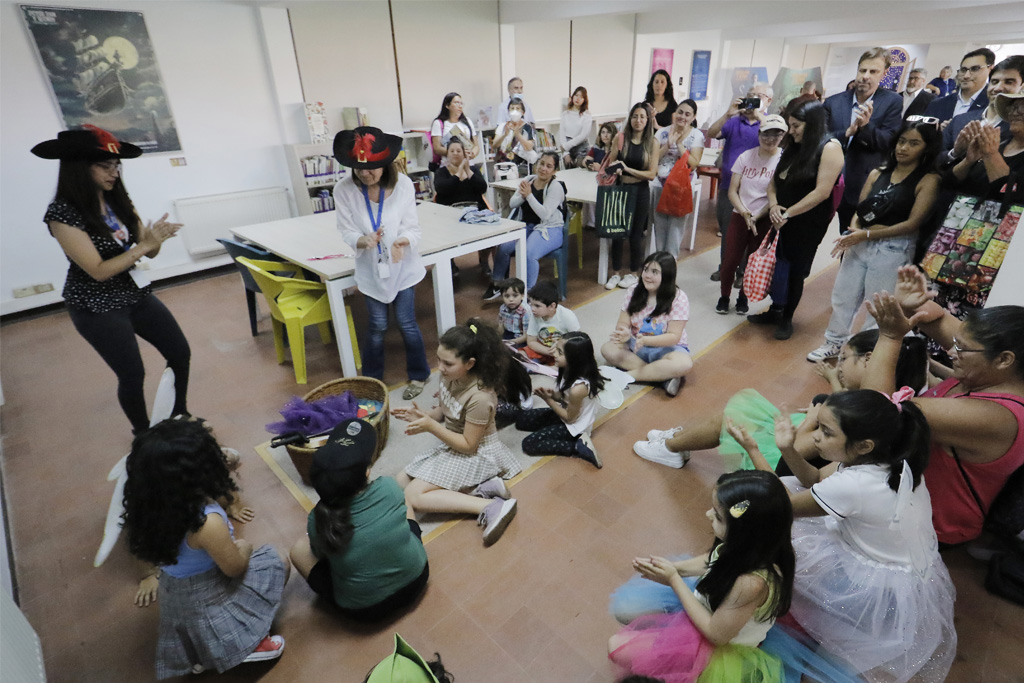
806, 118, 941, 363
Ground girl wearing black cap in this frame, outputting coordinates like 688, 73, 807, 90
32, 125, 191, 434
334, 127, 431, 400
289, 419, 429, 621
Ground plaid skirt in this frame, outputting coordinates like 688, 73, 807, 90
405, 432, 522, 491
155, 544, 286, 679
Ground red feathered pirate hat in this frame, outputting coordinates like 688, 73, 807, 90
333, 126, 403, 169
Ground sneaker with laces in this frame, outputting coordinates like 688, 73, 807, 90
647, 426, 682, 442
715, 297, 729, 314
633, 439, 690, 468
618, 273, 639, 289
806, 340, 843, 362
573, 432, 602, 469
471, 476, 510, 500
243, 635, 285, 663
478, 498, 517, 545
604, 274, 622, 290
482, 284, 502, 301
735, 295, 749, 315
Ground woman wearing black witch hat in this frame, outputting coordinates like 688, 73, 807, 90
32, 125, 191, 434
334, 127, 430, 400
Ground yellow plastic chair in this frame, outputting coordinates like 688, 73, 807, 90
236, 257, 359, 384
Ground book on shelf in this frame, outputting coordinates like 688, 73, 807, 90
341, 107, 369, 130
311, 188, 336, 214
304, 101, 330, 144
300, 154, 345, 184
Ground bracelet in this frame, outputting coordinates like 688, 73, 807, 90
865, 229, 871, 240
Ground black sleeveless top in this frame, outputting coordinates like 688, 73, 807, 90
858, 167, 928, 230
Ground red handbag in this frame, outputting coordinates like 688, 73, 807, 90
596, 132, 625, 187
743, 228, 779, 302
656, 150, 693, 217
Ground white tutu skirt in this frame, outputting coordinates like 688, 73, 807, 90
789, 517, 957, 683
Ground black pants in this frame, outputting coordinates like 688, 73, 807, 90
67, 295, 190, 433
836, 196, 856, 232
516, 408, 579, 457
307, 519, 429, 622
611, 180, 651, 272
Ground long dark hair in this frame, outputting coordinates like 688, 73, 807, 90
439, 318, 507, 391
696, 471, 794, 620
644, 69, 677, 111
622, 102, 656, 167
848, 330, 928, 392
877, 120, 941, 175
627, 251, 678, 317
677, 99, 699, 128
55, 158, 141, 241
122, 419, 238, 566
777, 100, 831, 183
556, 332, 606, 397
310, 465, 369, 556
963, 305, 1024, 379
824, 390, 931, 491
436, 91, 471, 128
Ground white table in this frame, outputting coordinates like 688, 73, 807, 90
491, 167, 621, 283
232, 202, 526, 377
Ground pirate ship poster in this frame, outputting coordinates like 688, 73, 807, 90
21, 5, 181, 153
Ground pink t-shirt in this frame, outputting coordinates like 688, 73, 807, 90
730, 147, 781, 216
621, 285, 690, 347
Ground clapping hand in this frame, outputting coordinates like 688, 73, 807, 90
391, 236, 409, 263
391, 402, 426, 423
814, 360, 839, 384
358, 230, 382, 250
847, 101, 873, 137
725, 418, 758, 454
610, 325, 631, 345
891, 265, 935, 316
633, 556, 680, 586
139, 213, 182, 254
866, 291, 913, 339
517, 179, 532, 198
831, 227, 867, 257
773, 413, 796, 452
976, 125, 1001, 157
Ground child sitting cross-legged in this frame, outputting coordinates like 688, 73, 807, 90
523, 279, 580, 364
497, 277, 530, 347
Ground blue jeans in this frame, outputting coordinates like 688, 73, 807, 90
824, 236, 915, 344
363, 287, 430, 382
493, 223, 563, 289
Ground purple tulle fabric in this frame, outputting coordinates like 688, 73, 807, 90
266, 392, 359, 436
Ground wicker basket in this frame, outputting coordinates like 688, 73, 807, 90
285, 376, 390, 486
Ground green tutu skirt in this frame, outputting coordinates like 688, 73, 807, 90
697, 643, 784, 683
718, 389, 806, 471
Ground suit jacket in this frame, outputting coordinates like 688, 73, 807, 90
901, 90, 936, 119
823, 88, 903, 203
924, 89, 989, 123
939, 108, 1013, 157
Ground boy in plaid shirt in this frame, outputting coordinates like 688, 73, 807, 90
497, 278, 530, 347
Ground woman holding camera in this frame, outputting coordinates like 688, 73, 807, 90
806, 119, 941, 363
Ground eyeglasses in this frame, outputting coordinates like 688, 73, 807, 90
957, 65, 989, 75
951, 337, 985, 353
906, 115, 940, 127
93, 161, 122, 173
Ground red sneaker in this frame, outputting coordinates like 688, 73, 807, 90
243, 635, 285, 663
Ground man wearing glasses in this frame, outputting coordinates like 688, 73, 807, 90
925, 48, 996, 124
941, 55, 1024, 162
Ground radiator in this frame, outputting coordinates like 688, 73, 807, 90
173, 187, 292, 257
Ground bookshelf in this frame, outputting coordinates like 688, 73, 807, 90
286, 143, 348, 216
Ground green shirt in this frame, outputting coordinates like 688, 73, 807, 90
307, 477, 427, 609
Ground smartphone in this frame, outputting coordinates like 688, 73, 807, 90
740, 97, 761, 110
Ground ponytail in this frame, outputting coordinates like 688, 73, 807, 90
439, 318, 508, 391
889, 400, 931, 491
313, 502, 354, 555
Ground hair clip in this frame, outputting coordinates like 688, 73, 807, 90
469, 324, 478, 334
729, 500, 750, 519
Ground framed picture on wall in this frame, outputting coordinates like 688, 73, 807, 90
651, 48, 674, 75
20, 4, 181, 153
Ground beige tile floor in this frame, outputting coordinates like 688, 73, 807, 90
2, 194, 1021, 681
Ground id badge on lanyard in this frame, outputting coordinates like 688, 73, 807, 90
104, 207, 151, 289
362, 185, 391, 279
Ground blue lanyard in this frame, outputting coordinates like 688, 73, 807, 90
101, 205, 131, 252
361, 185, 385, 254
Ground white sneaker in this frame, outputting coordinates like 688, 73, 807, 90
647, 426, 683, 443
618, 273, 639, 289
806, 340, 843, 363
633, 439, 690, 468
604, 274, 622, 290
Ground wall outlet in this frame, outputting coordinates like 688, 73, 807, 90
33, 283, 54, 294
170, 157, 187, 167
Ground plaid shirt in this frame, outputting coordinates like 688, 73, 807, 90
498, 303, 529, 338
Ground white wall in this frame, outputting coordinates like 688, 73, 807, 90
570, 14, 636, 118
0, 1, 294, 315
515, 20, 572, 122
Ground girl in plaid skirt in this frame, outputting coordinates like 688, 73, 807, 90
393, 319, 522, 546
122, 419, 288, 679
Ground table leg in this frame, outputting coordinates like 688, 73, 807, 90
598, 238, 609, 285
432, 259, 456, 337
513, 229, 528, 285
325, 279, 358, 377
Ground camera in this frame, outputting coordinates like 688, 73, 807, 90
739, 97, 761, 110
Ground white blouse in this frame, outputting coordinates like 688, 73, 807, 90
334, 174, 425, 304
558, 109, 593, 151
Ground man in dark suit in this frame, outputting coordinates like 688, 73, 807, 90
901, 68, 936, 119
925, 48, 995, 124
823, 47, 904, 229
939, 55, 1023, 162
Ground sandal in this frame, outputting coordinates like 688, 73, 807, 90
402, 380, 426, 400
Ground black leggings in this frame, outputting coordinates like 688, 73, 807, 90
611, 180, 651, 273
67, 295, 191, 433
516, 408, 580, 457
307, 519, 429, 622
